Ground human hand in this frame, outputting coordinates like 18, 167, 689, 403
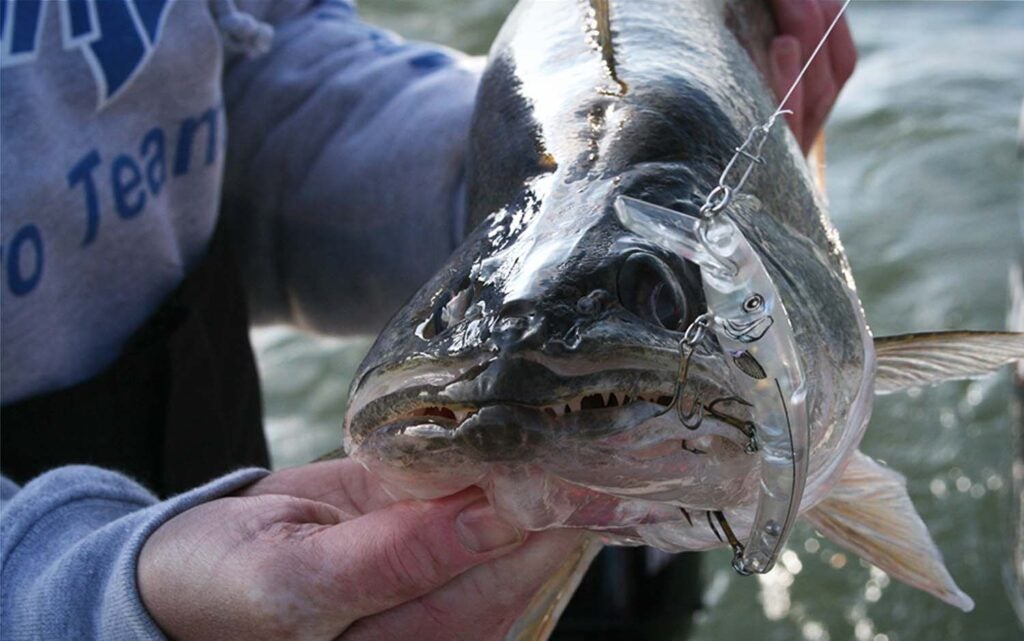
138, 459, 583, 640
769, 0, 857, 153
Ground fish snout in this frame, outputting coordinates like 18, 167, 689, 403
457, 404, 548, 462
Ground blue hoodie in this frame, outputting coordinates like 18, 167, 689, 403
1, 0, 479, 637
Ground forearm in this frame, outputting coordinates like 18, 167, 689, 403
0, 467, 267, 640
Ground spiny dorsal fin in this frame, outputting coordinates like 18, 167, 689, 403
805, 451, 974, 611
874, 331, 1024, 394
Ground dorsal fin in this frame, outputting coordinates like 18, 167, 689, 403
874, 331, 1024, 394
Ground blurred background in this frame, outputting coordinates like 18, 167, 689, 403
252, 1, 1024, 639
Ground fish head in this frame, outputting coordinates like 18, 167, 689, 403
344, 154, 873, 549
344, 0, 876, 552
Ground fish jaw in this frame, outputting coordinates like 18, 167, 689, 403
345, 344, 774, 548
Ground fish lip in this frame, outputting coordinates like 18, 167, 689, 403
346, 358, 679, 438
347, 348, 683, 418
348, 383, 678, 443
348, 382, 753, 456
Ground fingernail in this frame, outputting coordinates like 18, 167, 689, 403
456, 499, 523, 553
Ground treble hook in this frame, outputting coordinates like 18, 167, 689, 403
706, 397, 759, 453
676, 341, 704, 429
712, 510, 747, 571
664, 314, 712, 428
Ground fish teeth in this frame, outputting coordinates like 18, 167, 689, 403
527, 392, 675, 419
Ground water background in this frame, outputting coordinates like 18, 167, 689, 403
253, 2, 1024, 639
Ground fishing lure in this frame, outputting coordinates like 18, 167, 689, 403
610, 0, 850, 576
614, 194, 809, 575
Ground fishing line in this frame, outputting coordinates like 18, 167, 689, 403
770, 0, 853, 123
699, 0, 852, 216
675, 0, 851, 566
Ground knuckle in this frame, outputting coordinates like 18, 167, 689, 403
377, 516, 451, 593
409, 595, 509, 641
417, 595, 457, 630
459, 561, 511, 607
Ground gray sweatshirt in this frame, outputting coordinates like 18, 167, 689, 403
1, 0, 480, 403
1, 0, 480, 637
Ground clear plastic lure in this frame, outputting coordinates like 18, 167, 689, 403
614, 195, 809, 575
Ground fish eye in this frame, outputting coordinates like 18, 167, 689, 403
617, 252, 696, 331
743, 293, 764, 313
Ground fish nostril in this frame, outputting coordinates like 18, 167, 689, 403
497, 299, 534, 319
617, 251, 691, 331
416, 281, 475, 340
491, 300, 543, 350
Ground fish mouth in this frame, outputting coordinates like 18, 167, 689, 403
349, 384, 679, 445
374, 391, 686, 462
400, 390, 676, 430
345, 356, 760, 511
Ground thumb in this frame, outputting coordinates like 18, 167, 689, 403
312, 488, 526, 627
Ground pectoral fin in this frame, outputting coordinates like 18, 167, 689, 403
805, 451, 974, 611
874, 331, 1024, 394
506, 536, 603, 641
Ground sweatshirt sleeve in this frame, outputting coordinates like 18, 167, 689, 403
0, 466, 268, 641
222, 0, 482, 335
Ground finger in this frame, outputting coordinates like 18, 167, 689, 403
239, 458, 401, 516
342, 529, 586, 641
309, 489, 527, 629
770, 34, 805, 149
821, 0, 857, 85
772, 0, 833, 144
801, 1, 854, 139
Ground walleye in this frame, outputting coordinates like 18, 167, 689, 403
341, 0, 1024, 630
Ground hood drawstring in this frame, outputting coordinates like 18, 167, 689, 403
209, 0, 274, 57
